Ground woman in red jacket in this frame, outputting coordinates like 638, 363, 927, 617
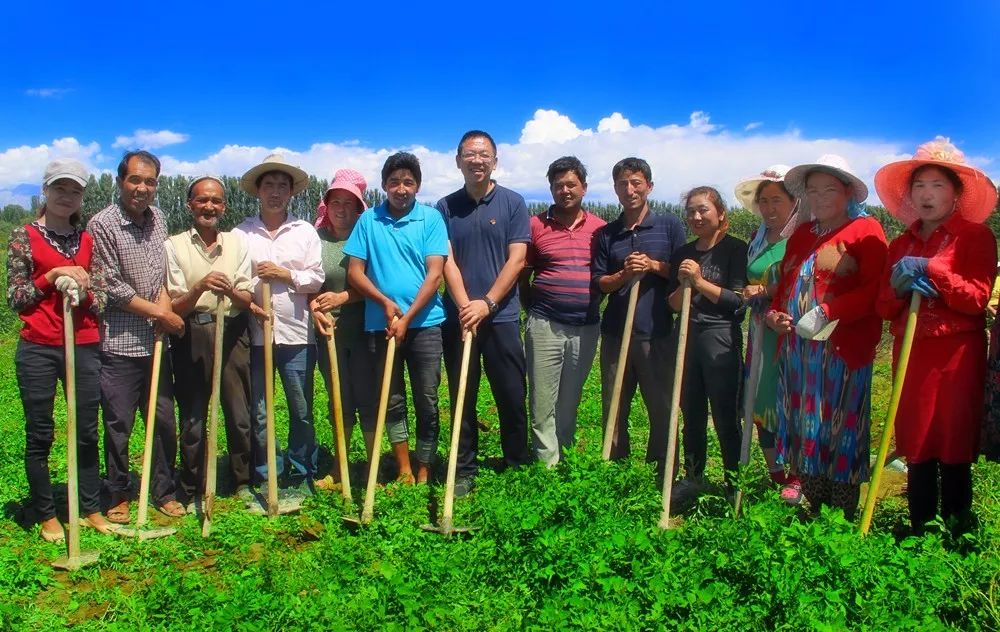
766, 155, 888, 519
5, 159, 116, 541
875, 138, 997, 533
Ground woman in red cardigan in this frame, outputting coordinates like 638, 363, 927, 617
5, 159, 117, 541
766, 155, 888, 519
875, 138, 998, 533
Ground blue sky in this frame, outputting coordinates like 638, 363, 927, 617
2, 0, 997, 206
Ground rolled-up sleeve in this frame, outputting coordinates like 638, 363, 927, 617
290, 225, 324, 293
163, 239, 189, 299
89, 219, 136, 307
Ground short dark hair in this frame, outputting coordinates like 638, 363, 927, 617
255, 170, 294, 191
117, 150, 161, 180
457, 130, 497, 155
754, 179, 794, 204
546, 156, 587, 185
683, 185, 730, 233
910, 164, 964, 195
612, 157, 652, 184
381, 152, 422, 187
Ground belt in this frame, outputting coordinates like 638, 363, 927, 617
188, 312, 217, 325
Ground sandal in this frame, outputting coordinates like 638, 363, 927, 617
314, 475, 342, 492
157, 500, 187, 518
80, 513, 121, 535
40, 524, 66, 544
780, 478, 804, 505
106, 500, 131, 524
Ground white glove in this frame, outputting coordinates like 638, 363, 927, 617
55, 276, 81, 306
795, 305, 839, 341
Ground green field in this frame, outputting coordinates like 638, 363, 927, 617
2, 239, 1000, 630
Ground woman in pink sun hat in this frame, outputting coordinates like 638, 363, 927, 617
875, 137, 998, 534
309, 168, 379, 491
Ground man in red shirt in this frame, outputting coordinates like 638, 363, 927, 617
522, 156, 606, 465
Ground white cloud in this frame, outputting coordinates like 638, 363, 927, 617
112, 129, 190, 150
3, 111, 997, 211
519, 109, 594, 144
744, 121, 763, 131
598, 113, 631, 134
25, 88, 72, 98
0, 138, 102, 206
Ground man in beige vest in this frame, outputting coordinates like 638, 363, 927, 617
165, 175, 256, 506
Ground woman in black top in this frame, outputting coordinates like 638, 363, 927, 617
667, 186, 748, 504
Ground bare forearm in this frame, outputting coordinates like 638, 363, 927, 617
486, 254, 525, 303
404, 272, 443, 323
170, 288, 204, 318
598, 270, 630, 294
444, 257, 470, 305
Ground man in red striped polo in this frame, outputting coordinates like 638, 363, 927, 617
522, 156, 607, 465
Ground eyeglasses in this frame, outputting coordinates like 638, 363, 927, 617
459, 151, 495, 162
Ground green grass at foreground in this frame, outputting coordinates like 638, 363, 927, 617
1, 330, 999, 630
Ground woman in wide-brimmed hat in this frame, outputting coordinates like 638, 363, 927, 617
309, 169, 379, 491
734, 165, 804, 504
766, 155, 888, 519
875, 137, 998, 532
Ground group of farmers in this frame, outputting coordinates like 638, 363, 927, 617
8, 128, 1000, 543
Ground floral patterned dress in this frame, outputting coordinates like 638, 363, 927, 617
775, 254, 872, 484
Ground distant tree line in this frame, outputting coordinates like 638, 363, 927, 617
6, 173, 997, 247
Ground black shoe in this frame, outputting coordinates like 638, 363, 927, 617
454, 476, 475, 498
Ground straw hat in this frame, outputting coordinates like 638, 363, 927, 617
240, 153, 309, 196
734, 164, 791, 215
874, 137, 998, 225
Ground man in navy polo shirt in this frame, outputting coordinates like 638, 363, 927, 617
346, 152, 448, 485
592, 157, 686, 474
522, 156, 606, 466
437, 130, 531, 496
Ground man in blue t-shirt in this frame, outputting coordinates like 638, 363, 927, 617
436, 130, 531, 496
345, 152, 448, 485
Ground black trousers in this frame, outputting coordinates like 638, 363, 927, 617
443, 320, 530, 478
907, 459, 973, 529
101, 350, 177, 505
16, 339, 102, 521
680, 323, 743, 480
171, 313, 253, 501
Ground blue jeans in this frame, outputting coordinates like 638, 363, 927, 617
250, 344, 316, 482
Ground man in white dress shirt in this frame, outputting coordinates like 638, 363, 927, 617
232, 155, 324, 489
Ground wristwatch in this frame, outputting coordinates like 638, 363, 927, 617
483, 296, 499, 315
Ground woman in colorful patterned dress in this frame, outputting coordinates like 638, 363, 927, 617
766, 155, 888, 519
734, 165, 803, 504
875, 138, 997, 532
6, 159, 117, 541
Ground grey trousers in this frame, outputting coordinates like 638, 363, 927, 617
599, 334, 675, 463
525, 313, 599, 465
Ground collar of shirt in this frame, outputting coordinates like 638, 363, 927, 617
543, 206, 588, 231
186, 227, 223, 256
907, 211, 968, 240
374, 201, 427, 226
245, 213, 305, 238
115, 204, 155, 228
465, 179, 499, 204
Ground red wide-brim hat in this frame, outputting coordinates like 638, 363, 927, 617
874, 137, 998, 225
